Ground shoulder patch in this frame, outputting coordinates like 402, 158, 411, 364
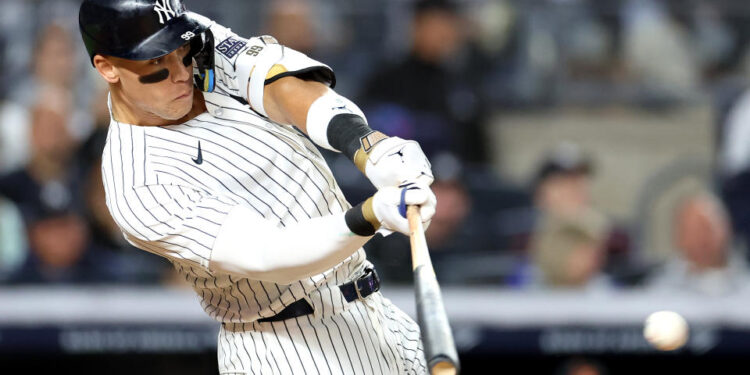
216, 37, 247, 59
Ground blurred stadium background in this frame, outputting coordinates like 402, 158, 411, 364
2, 0, 750, 373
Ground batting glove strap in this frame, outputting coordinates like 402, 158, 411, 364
372, 183, 436, 236
353, 131, 390, 173
330, 117, 382, 163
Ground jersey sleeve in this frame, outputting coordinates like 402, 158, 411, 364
111, 183, 369, 283
112, 184, 239, 269
208, 21, 336, 117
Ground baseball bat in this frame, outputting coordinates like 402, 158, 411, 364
407, 205, 460, 375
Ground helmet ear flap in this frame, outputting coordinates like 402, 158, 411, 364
183, 36, 203, 66
191, 29, 216, 92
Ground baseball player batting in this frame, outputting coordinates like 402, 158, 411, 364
78, 0, 439, 374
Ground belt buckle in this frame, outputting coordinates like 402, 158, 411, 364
354, 268, 378, 301
355, 280, 366, 301
354, 269, 369, 301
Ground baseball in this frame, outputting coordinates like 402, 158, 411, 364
643, 310, 689, 351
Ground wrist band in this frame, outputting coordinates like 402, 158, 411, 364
328, 114, 372, 160
345, 197, 380, 236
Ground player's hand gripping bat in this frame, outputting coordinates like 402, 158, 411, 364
407, 205, 460, 375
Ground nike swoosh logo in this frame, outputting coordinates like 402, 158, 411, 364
192, 141, 203, 164
332, 105, 352, 113
388, 147, 405, 160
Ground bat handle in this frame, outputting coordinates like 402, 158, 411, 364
407, 205, 423, 233
406, 205, 461, 375
407, 205, 432, 271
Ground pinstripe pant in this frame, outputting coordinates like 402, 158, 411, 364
217, 293, 427, 374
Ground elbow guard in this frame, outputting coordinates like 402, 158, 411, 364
240, 41, 335, 117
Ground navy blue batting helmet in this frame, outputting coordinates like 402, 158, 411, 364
79, 0, 208, 64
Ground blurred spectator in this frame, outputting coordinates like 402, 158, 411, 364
532, 142, 595, 219
353, 0, 505, 284
0, 22, 90, 174
0, 86, 88, 284
621, 0, 699, 102
529, 207, 611, 290
513, 142, 624, 290
32, 24, 76, 91
12, 23, 80, 109
0, 86, 81, 218
645, 188, 750, 296
0, 0, 35, 101
0, 84, 79, 283
425, 176, 471, 251
463, 0, 525, 106
264, 0, 316, 54
5, 196, 115, 284
359, 0, 489, 165
260, 0, 353, 93
690, 2, 736, 84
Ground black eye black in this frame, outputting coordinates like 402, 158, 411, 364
139, 68, 169, 84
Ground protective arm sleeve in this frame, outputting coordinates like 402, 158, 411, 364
209, 205, 370, 285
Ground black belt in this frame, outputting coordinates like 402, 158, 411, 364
258, 268, 380, 323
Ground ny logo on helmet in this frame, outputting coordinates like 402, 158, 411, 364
154, 0, 177, 24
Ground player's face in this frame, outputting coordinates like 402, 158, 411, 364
112, 44, 195, 123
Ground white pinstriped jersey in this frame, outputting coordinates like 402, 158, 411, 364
102, 90, 371, 324
102, 20, 427, 374
99, 14, 379, 324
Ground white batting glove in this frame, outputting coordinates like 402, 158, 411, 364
361, 137, 434, 189
371, 182, 436, 236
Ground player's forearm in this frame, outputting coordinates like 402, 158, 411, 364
264, 80, 384, 172
262, 76, 328, 130
209, 202, 378, 284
